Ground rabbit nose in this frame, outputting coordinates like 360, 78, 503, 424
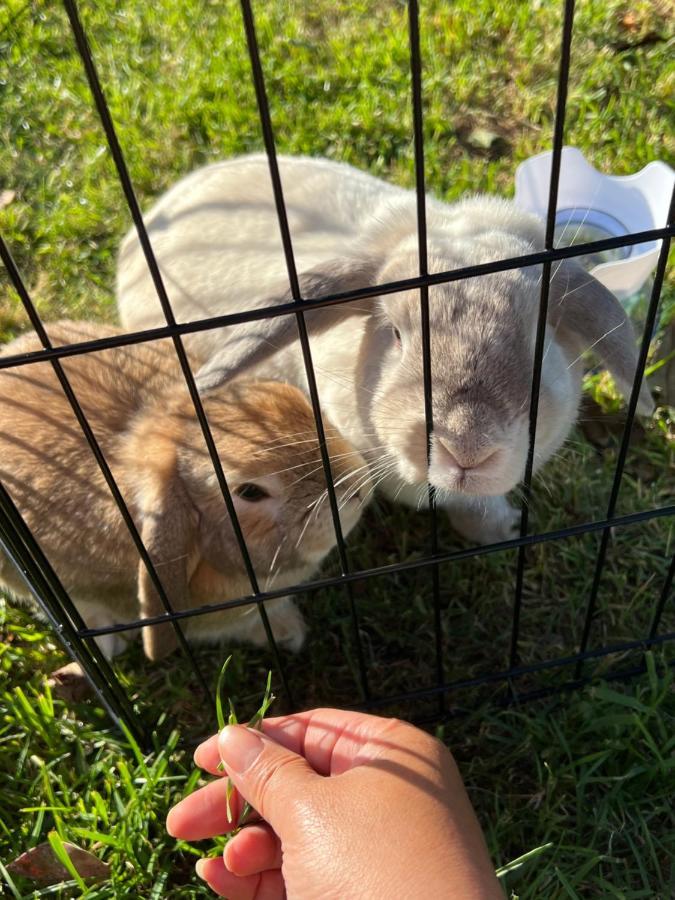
435, 436, 498, 473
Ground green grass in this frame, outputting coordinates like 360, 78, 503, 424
2, 602, 674, 898
1, 0, 673, 324
1, 0, 674, 896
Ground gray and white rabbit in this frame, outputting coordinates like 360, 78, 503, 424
0, 321, 369, 660
116, 155, 652, 544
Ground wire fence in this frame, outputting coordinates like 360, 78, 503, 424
0, 0, 673, 746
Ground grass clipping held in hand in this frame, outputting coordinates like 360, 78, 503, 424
215, 656, 275, 826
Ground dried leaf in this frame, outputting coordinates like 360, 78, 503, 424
621, 11, 640, 32
0, 189, 15, 210
466, 127, 501, 150
456, 123, 510, 159
7, 841, 110, 885
47, 662, 93, 702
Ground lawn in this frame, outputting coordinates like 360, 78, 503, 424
1, 0, 674, 896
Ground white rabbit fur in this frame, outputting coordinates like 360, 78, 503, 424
117, 155, 652, 544
0, 321, 369, 660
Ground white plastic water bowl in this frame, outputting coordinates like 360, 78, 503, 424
514, 147, 674, 301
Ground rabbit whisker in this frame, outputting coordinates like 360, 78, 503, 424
330, 461, 375, 494
391, 476, 409, 502
564, 319, 625, 372
293, 507, 315, 551
352, 460, 399, 508
334, 454, 398, 511
264, 535, 289, 592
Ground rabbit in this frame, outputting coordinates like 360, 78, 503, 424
116, 154, 653, 544
0, 320, 370, 661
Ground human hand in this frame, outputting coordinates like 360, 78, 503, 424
167, 708, 503, 899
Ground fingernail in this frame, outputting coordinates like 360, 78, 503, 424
195, 859, 207, 880
165, 808, 178, 837
218, 725, 263, 774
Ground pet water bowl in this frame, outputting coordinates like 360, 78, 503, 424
514, 146, 674, 302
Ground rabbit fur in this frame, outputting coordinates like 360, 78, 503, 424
117, 155, 653, 544
0, 321, 369, 660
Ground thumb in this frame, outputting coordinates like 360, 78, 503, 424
219, 725, 317, 832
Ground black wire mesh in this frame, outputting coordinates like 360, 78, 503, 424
407, 0, 444, 718
0, 0, 673, 743
238, 0, 370, 703
509, 0, 576, 679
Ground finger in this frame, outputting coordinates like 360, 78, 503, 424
177, 714, 436, 841
217, 725, 317, 830
224, 823, 283, 876
166, 777, 259, 840
193, 710, 368, 774
195, 708, 405, 776
194, 734, 227, 775
196, 858, 284, 900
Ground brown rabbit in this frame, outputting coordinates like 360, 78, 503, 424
0, 321, 369, 661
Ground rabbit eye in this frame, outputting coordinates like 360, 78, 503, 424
235, 483, 269, 502
392, 326, 402, 344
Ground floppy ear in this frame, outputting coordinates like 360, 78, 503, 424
137, 472, 197, 662
196, 256, 379, 393
548, 260, 653, 415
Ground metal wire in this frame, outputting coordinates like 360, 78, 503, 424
61, 0, 294, 704
510, 0, 576, 674
0, 233, 212, 705
76, 503, 675, 639
407, 0, 444, 712
649, 553, 675, 640
574, 188, 674, 678
410, 657, 675, 728
0, 480, 145, 743
239, 0, 370, 702
0, 0, 671, 738
364, 628, 675, 714
0, 225, 670, 375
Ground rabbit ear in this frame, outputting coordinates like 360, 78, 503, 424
548, 260, 653, 415
137, 470, 197, 662
196, 256, 378, 393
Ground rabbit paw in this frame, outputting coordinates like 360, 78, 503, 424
268, 599, 308, 652
77, 602, 132, 660
247, 597, 307, 652
448, 496, 521, 545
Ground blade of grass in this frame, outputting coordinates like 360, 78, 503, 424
238, 671, 277, 826
215, 655, 233, 732
47, 830, 87, 893
0, 861, 22, 900
495, 841, 554, 877
213, 657, 276, 824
